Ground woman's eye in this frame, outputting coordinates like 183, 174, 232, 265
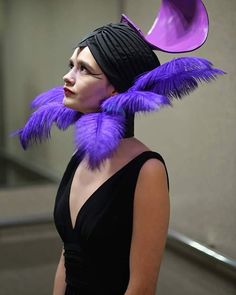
79, 65, 89, 74
68, 62, 74, 69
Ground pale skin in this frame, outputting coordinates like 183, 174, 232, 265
53, 47, 170, 295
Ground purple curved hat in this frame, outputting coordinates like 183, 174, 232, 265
121, 0, 209, 53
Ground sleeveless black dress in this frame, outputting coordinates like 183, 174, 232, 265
54, 151, 169, 295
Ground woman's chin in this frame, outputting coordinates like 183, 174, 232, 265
63, 97, 84, 112
63, 97, 74, 107
63, 97, 98, 113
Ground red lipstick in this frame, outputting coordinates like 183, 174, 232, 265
64, 87, 75, 97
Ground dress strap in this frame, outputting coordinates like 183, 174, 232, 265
135, 151, 169, 191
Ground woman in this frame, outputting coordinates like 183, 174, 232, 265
53, 24, 170, 295
16, 12, 223, 295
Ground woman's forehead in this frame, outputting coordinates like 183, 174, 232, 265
70, 47, 101, 71
70, 47, 81, 60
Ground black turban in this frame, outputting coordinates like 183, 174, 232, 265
77, 23, 160, 93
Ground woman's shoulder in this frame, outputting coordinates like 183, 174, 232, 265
137, 151, 169, 191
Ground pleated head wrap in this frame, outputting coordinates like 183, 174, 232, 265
78, 23, 160, 93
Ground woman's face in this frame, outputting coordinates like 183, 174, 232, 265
63, 47, 115, 113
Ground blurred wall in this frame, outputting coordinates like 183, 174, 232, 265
2, 0, 236, 259
0, 0, 5, 147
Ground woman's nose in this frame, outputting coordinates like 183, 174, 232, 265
63, 71, 75, 85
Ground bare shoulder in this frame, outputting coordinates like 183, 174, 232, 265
134, 155, 170, 213
138, 156, 168, 189
140, 156, 166, 172
134, 156, 169, 215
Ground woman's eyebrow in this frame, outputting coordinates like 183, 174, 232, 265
77, 59, 103, 75
69, 59, 74, 66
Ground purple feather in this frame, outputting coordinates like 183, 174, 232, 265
132, 57, 225, 98
101, 90, 171, 114
15, 102, 81, 149
31, 86, 64, 109
74, 112, 125, 169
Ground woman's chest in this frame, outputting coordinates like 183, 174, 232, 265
54, 168, 137, 244
69, 167, 123, 229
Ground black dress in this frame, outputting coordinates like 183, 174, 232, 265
54, 151, 169, 295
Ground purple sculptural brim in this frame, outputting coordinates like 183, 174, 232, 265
121, 0, 209, 53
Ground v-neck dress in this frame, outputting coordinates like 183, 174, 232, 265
54, 151, 169, 295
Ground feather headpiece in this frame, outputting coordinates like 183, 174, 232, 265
13, 1, 225, 169
14, 56, 224, 169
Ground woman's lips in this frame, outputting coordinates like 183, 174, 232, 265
64, 87, 75, 97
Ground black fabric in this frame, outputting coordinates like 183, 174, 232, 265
54, 151, 169, 295
123, 113, 134, 138
78, 23, 160, 93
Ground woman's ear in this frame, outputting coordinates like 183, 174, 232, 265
111, 89, 118, 96
107, 83, 118, 96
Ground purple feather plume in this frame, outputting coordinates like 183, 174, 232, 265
101, 90, 171, 114
102, 57, 224, 115
31, 86, 64, 109
131, 57, 225, 99
74, 112, 125, 169
15, 102, 81, 149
